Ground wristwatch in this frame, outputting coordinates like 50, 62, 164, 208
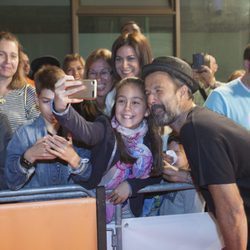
20, 154, 35, 170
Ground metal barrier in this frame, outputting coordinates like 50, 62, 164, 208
0, 185, 107, 250
0, 184, 96, 203
138, 182, 194, 194
109, 182, 195, 250
0, 183, 195, 250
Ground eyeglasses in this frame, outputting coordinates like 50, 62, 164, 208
88, 69, 111, 79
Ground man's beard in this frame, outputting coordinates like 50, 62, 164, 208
150, 104, 177, 126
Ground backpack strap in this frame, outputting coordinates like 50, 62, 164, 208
104, 137, 117, 175
198, 86, 208, 101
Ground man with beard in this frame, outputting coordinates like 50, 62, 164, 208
142, 56, 250, 250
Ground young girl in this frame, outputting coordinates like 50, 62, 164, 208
52, 76, 162, 222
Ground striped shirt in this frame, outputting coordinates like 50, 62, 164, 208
0, 84, 40, 133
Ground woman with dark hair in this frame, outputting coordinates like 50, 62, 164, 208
112, 31, 152, 82
105, 31, 153, 114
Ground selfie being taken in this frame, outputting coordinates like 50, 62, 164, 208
0, 1, 250, 250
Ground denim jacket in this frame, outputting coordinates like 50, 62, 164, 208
5, 115, 92, 190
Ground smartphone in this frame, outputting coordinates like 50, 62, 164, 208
67, 79, 97, 100
192, 53, 205, 71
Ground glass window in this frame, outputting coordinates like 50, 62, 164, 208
180, 0, 250, 81
80, 0, 172, 7
79, 15, 174, 59
0, 0, 71, 63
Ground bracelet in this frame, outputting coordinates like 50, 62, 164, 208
20, 154, 35, 170
69, 158, 89, 174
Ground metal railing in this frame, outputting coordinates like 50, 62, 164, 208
110, 181, 195, 250
0, 184, 95, 203
0, 185, 107, 250
0, 182, 195, 250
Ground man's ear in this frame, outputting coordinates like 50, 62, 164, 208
178, 85, 188, 97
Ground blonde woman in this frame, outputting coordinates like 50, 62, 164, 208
0, 31, 39, 133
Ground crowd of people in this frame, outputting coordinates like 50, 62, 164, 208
0, 20, 250, 249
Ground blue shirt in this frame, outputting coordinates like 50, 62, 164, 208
205, 78, 250, 130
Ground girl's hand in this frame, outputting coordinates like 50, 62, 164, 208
108, 181, 131, 205
45, 135, 80, 168
54, 75, 86, 113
